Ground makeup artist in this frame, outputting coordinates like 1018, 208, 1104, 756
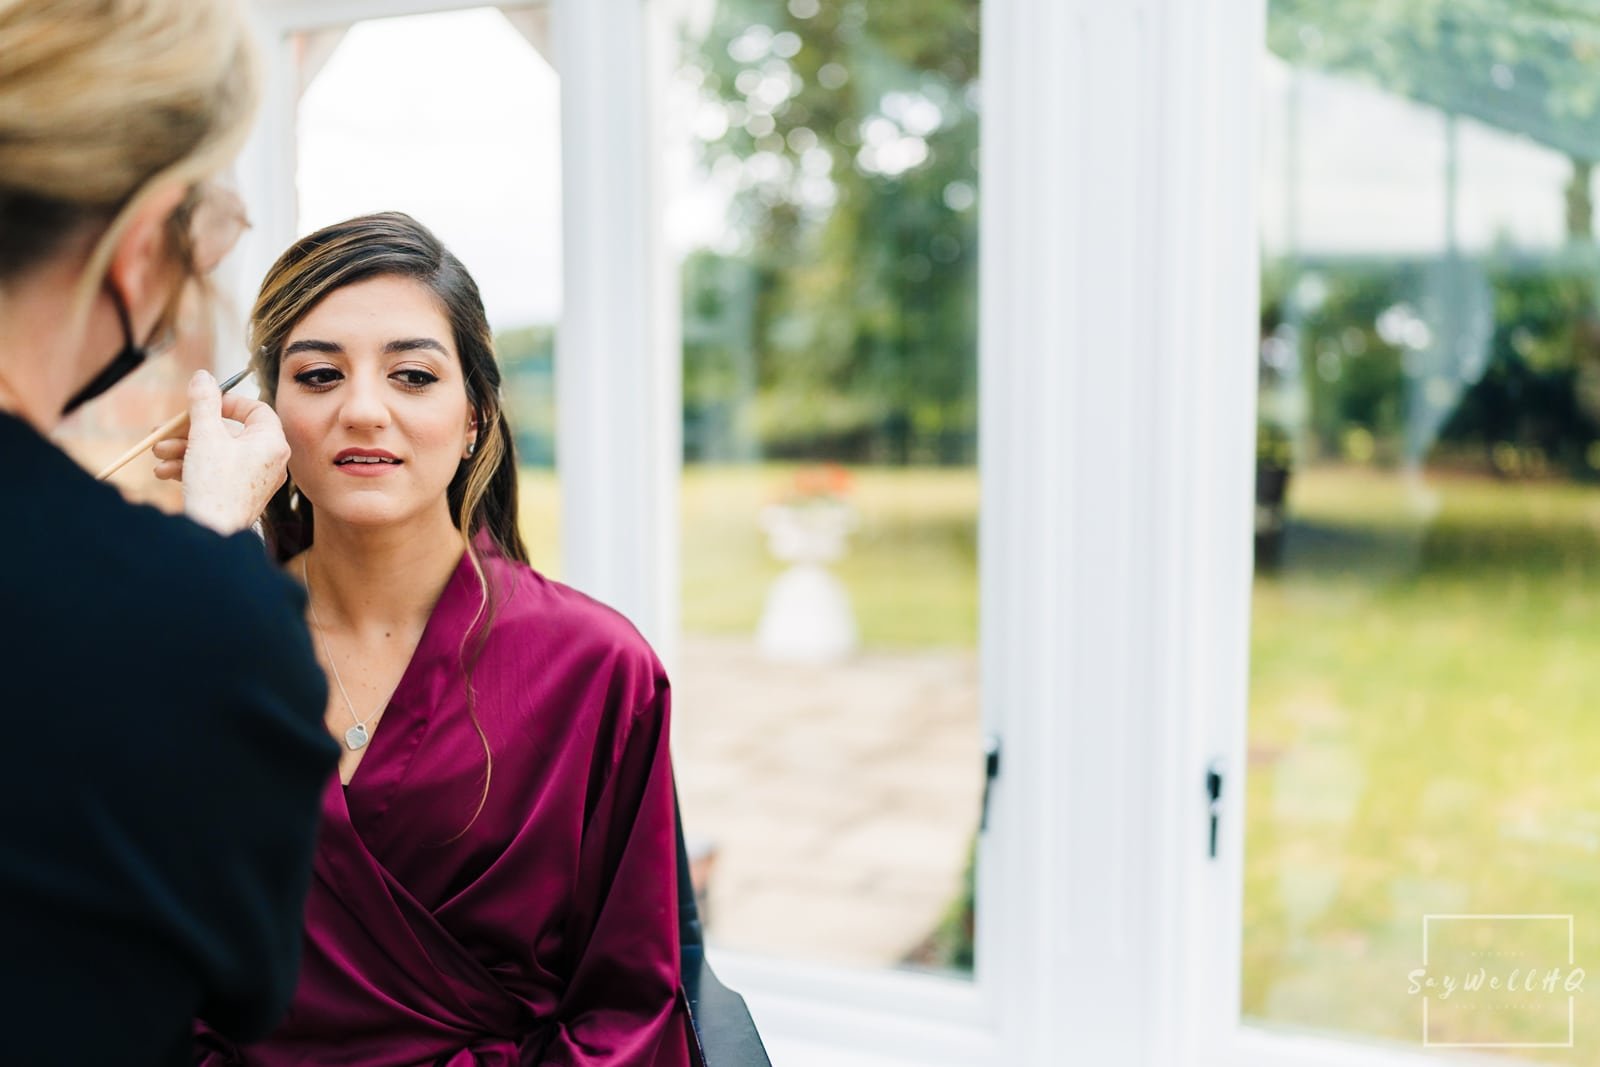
0, 2, 339, 1065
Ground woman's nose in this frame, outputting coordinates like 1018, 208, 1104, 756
338, 371, 391, 430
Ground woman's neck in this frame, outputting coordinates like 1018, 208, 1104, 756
302, 508, 467, 638
0, 282, 74, 431
0, 240, 108, 431
0, 364, 34, 426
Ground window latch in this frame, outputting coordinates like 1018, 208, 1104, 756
1206, 759, 1225, 859
980, 735, 1001, 832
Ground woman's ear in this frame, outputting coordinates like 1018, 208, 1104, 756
105, 180, 187, 325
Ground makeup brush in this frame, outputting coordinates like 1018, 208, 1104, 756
95, 367, 253, 481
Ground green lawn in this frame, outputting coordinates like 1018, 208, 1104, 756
520, 462, 1600, 1053
679, 464, 978, 647
518, 463, 978, 648
515, 468, 561, 575
1246, 465, 1600, 1056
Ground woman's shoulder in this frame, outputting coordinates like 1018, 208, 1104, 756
482, 554, 665, 688
131, 511, 316, 672
2, 433, 323, 737
9, 426, 283, 617
86, 494, 304, 632
31, 486, 322, 717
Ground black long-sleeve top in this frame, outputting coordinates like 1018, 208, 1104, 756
0, 410, 339, 1065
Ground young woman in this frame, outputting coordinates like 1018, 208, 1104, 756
0, 3, 337, 1063
178, 213, 692, 1066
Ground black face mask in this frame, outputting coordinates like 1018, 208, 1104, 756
60, 285, 151, 417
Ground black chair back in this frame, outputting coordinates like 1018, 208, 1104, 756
674, 785, 772, 1067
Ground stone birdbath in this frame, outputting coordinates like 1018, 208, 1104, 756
755, 465, 859, 663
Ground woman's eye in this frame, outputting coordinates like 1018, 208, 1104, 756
393, 369, 439, 389
293, 368, 342, 387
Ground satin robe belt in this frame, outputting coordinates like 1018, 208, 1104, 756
317, 780, 537, 1044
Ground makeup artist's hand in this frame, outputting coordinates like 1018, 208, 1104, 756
153, 370, 290, 535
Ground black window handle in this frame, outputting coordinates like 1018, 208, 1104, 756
980, 735, 1001, 832
1206, 760, 1225, 859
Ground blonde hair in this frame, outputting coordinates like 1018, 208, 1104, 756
0, 0, 259, 321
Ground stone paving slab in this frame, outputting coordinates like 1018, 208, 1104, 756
673, 635, 983, 972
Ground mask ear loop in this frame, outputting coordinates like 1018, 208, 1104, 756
108, 280, 135, 339
68, 184, 239, 420
60, 282, 149, 416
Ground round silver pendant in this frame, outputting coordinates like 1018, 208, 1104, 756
344, 723, 370, 751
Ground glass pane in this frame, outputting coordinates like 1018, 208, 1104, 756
670, 0, 983, 975
296, 6, 561, 572
1247, 4, 1600, 1057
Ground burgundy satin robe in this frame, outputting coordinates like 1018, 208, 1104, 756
197, 548, 692, 1066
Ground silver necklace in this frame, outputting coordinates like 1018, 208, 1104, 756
302, 555, 381, 751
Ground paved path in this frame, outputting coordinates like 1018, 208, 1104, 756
673, 635, 983, 970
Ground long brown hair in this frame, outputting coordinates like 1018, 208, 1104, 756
252, 212, 527, 832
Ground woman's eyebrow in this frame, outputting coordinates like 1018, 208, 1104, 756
284, 338, 343, 356
384, 337, 448, 355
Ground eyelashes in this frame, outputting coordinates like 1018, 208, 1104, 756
394, 369, 440, 390
291, 368, 441, 393
292, 367, 341, 389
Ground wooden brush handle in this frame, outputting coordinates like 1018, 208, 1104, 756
94, 367, 252, 482
96, 409, 191, 481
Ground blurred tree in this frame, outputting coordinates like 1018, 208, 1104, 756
683, 250, 763, 462
1272, 258, 1600, 478
1438, 260, 1600, 476
1292, 264, 1413, 463
1267, 2, 1600, 480
496, 324, 556, 467
683, 0, 979, 463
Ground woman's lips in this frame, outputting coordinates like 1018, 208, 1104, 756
334, 460, 401, 477
333, 450, 403, 477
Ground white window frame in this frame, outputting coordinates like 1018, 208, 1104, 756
237, 1, 1482, 1065
1170, 4, 1558, 1067
241, 5, 1000, 1065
